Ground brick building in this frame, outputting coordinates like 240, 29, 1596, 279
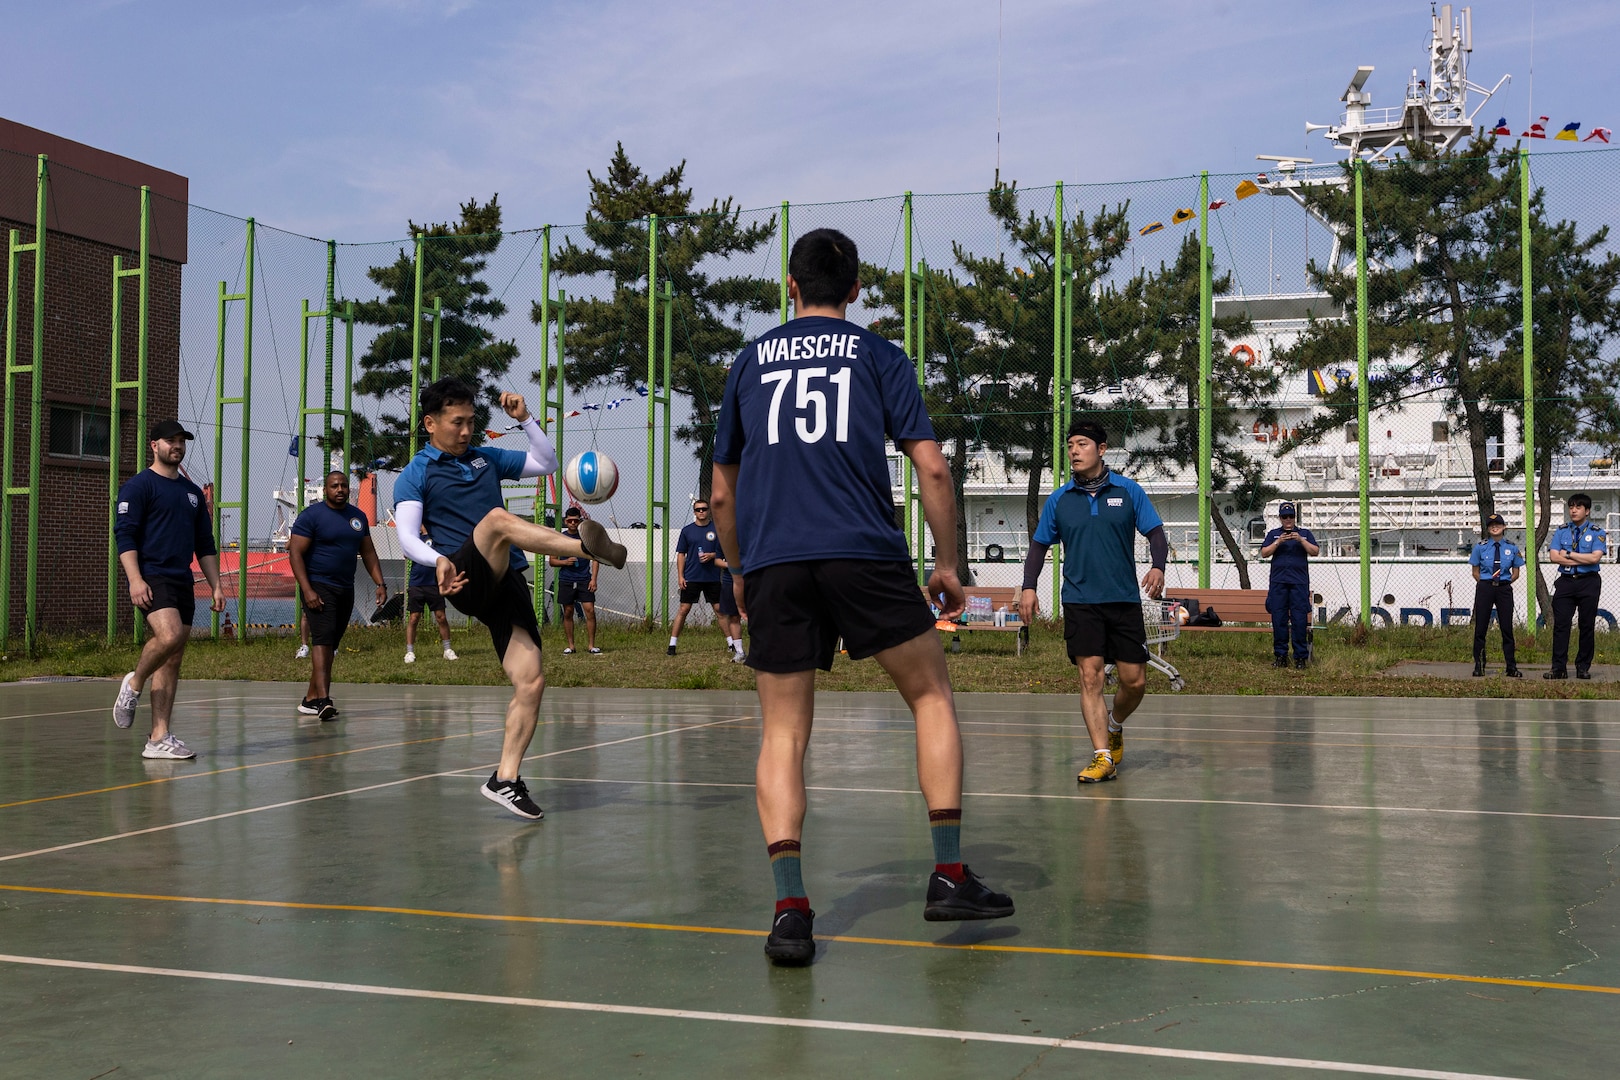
0, 119, 187, 638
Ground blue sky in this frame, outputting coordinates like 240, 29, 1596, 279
7, 0, 1617, 240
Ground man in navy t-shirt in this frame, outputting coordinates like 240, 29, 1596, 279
712, 228, 1013, 966
110, 419, 225, 760
1546, 492, 1608, 679
547, 505, 600, 654
1020, 420, 1168, 784
1260, 502, 1319, 669
668, 501, 721, 655
393, 378, 627, 820
289, 470, 387, 720
404, 532, 456, 665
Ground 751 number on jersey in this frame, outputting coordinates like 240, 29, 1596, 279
762, 367, 851, 445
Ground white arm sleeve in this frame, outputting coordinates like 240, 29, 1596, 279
393, 502, 441, 568
519, 416, 559, 477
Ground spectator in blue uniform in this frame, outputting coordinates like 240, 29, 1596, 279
548, 506, 600, 654
1468, 513, 1524, 677
1546, 493, 1607, 680
394, 379, 627, 820
404, 529, 456, 664
716, 554, 745, 663
1260, 502, 1319, 670
712, 227, 1014, 966
1019, 420, 1168, 784
289, 470, 387, 720
111, 420, 225, 760
669, 501, 721, 655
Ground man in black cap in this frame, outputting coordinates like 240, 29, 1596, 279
1468, 513, 1524, 677
111, 420, 225, 759
1259, 502, 1318, 669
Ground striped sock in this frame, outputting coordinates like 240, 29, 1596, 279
929, 808, 963, 882
768, 839, 809, 913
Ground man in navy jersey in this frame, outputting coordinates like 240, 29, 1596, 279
404, 533, 457, 664
111, 420, 226, 760
548, 506, 600, 654
1260, 502, 1319, 669
716, 554, 744, 663
1019, 421, 1168, 784
668, 501, 721, 655
394, 378, 626, 819
712, 228, 1014, 966
289, 470, 387, 720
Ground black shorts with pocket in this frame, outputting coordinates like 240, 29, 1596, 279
407, 583, 446, 614
305, 583, 355, 647
679, 580, 721, 605
144, 575, 196, 626
557, 580, 595, 607
716, 577, 739, 617
1063, 601, 1149, 665
446, 537, 542, 662
743, 559, 935, 674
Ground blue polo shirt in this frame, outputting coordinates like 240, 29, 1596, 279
1262, 526, 1318, 587
1469, 538, 1524, 582
114, 468, 217, 582
556, 527, 593, 583
291, 500, 371, 589
394, 444, 531, 572
408, 544, 438, 589
1032, 473, 1163, 605
677, 521, 722, 582
713, 315, 934, 573
1550, 521, 1607, 576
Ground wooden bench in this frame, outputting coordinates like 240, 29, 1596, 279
931, 586, 1030, 655
1168, 587, 1309, 633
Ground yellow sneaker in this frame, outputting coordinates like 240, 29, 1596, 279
1077, 751, 1117, 784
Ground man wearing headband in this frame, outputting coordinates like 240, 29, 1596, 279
1020, 420, 1167, 784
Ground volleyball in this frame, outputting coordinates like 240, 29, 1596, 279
563, 450, 619, 505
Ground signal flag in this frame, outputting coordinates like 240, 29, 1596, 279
1555, 122, 1581, 142
1171, 208, 1196, 224
1235, 179, 1260, 200
1138, 221, 1165, 237
1584, 127, 1612, 144
1208, 199, 1228, 210
1491, 117, 1512, 136
1523, 116, 1549, 138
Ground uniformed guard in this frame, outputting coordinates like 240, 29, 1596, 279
1546, 492, 1608, 680
1468, 513, 1523, 677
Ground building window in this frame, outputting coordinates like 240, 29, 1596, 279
49, 405, 111, 460
1431, 421, 1449, 442
1344, 421, 1358, 443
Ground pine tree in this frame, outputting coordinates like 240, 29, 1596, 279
540, 146, 776, 497
347, 196, 518, 470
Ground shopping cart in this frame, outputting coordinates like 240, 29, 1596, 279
1104, 597, 1186, 692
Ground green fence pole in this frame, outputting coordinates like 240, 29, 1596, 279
1520, 148, 1537, 637
1355, 160, 1371, 626
408, 234, 424, 459
533, 227, 552, 620
1062, 252, 1074, 464
779, 201, 790, 324
2, 154, 46, 650
108, 253, 125, 644
901, 194, 915, 571
1198, 172, 1213, 588
915, 260, 928, 581
342, 300, 355, 476
211, 278, 228, 640
1050, 181, 1064, 604
237, 220, 255, 635
429, 297, 443, 382
323, 240, 336, 474
661, 279, 673, 615
644, 214, 659, 624
134, 186, 150, 643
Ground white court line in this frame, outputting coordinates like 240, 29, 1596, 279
0, 695, 258, 724
0, 715, 752, 865
816, 715, 1620, 742
525, 775, 1620, 824
0, 953, 1533, 1080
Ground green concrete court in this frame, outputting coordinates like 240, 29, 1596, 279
0, 680, 1615, 1079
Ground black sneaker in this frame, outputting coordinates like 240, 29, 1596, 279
764, 907, 815, 965
480, 773, 544, 820
577, 520, 628, 569
1576, 668, 1592, 680
667, 645, 677, 656
1293, 657, 1308, 670
923, 865, 1015, 922
1505, 667, 1523, 678
318, 701, 340, 722
1544, 669, 1568, 681
1272, 656, 1288, 669
1472, 662, 1485, 677
297, 697, 322, 715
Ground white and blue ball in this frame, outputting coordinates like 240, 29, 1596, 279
563, 450, 619, 505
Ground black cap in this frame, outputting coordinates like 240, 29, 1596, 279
149, 419, 194, 442
1278, 501, 1297, 518
1485, 513, 1506, 527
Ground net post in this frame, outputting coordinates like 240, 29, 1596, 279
779, 200, 790, 324
1198, 171, 1213, 588
1355, 158, 1371, 626
645, 214, 659, 624
409, 233, 424, 459
1519, 148, 1536, 637
21, 155, 46, 653
1050, 182, 1064, 604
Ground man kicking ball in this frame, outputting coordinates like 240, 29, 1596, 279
393, 378, 626, 819
712, 227, 1014, 966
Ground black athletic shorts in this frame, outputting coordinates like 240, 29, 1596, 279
304, 583, 355, 647
557, 580, 595, 607
407, 583, 446, 614
717, 578, 739, 617
744, 559, 934, 674
679, 581, 721, 605
446, 536, 542, 662
144, 575, 196, 626
1063, 601, 1149, 665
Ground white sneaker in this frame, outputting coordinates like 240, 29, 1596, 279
295, 644, 310, 660
562, 647, 575, 655
442, 647, 458, 661
113, 672, 140, 729
142, 733, 196, 760
403, 651, 416, 664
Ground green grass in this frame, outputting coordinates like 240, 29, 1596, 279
3, 621, 1616, 700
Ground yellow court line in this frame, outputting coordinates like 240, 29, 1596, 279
0, 727, 508, 811
2, 882, 1615, 998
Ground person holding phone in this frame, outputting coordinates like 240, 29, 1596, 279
1260, 501, 1319, 669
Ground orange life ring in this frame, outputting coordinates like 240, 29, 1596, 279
1231, 343, 1258, 366
1253, 420, 1282, 443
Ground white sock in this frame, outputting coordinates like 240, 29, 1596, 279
669, 636, 679, 647
1107, 717, 1123, 733
725, 636, 734, 648
1098, 747, 1114, 762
